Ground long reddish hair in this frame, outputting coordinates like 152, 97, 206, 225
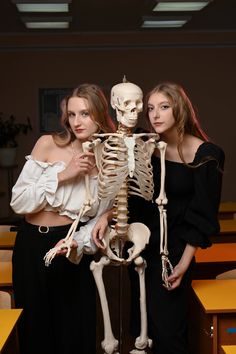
145, 81, 209, 163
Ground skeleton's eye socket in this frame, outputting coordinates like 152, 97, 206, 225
124, 100, 131, 107
117, 108, 124, 115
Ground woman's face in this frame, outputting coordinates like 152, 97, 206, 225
67, 96, 98, 141
147, 92, 176, 135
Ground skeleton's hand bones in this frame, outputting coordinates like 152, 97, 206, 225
55, 238, 78, 256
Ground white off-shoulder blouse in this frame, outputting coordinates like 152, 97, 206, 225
10, 155, 101, 221
10, 155, 113, 263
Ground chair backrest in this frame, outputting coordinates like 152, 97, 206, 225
216, 269, 236, 280
0, 225, 14, 232
0, 250, 13, 262
0, 291, 11, 308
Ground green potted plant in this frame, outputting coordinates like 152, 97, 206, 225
0, 112, 32, 166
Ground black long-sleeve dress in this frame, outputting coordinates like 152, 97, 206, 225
128, 142, 225, 354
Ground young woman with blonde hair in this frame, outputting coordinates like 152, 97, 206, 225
11, 83, 115, 354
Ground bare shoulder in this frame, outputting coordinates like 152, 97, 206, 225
35, 134, 55, 147
183, 135, 204, 162
31, 135, 56, 161
188, 135, 204, 151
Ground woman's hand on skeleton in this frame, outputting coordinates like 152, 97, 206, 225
54, 238, 78, 256
164, 264, 185, 291
92, 212, 111, 249
164, 243, 197, 290
58, 151, 96, 183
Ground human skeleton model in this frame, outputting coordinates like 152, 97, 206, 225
89, 80, 173, 354
44, 79, 173, 354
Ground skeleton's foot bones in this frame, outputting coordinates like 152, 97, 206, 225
130, 346, 152, 354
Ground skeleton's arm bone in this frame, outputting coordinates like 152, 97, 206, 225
155, 141, 168, 205
93, 133, 123, 138
68, 199, 114, 264
133, 133, 159, 139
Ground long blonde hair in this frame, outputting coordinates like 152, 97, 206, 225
53, 83, 116, 146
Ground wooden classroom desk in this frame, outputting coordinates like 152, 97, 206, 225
0, 233, 16, 250
193, 243, 236, 279
189, 279, 236, 354
210, 220, 236, 243
220, 219, 236, 234
219, 202, 236, 219
0, 309, 22, 354
0, 262, 12, 288
222, 345, 236, 354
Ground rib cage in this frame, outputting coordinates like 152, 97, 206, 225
128, 138, 154, 200
96, 135, 154, 202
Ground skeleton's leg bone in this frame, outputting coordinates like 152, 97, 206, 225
90, 257, 119, 354
125, 223, 150, 264
132, 256, 152, 352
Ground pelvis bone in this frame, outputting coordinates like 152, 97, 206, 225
102, 222, 151, 264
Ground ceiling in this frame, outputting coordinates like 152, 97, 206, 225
0, 0, 236, 34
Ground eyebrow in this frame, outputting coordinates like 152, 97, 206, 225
67, 109, 89, 113
148, 100, 170, 106
159, 100, 170, 104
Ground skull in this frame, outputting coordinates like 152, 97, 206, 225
111, 81, 143, 128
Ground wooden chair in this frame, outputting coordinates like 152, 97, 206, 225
0, 260, 14, 306
219, 202, 236, 219
0, 290, 12, 309
0, 231, 17, 249
0, 225, 15, 250
0, 250, 13, 262
0, 225, 15, 232
216, 269, 236, 280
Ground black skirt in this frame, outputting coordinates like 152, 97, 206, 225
12, 220, 96, 354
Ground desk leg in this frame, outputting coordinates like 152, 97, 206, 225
7, 169, 14, 215
213, 315, 218, 354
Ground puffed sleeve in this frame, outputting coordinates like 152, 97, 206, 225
181, 143, 225, 248
68, 198, 114, 264
10, 155, 65, 214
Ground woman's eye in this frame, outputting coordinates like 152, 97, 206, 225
81, 111, 90, 117
68, 112, 75, 118
161, 105, 170, 110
